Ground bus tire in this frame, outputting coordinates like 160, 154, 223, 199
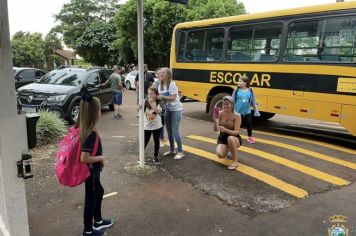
209, 92, 230, 119
257, 111, 275, 120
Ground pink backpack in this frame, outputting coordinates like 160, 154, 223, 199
56, 127, 99, 187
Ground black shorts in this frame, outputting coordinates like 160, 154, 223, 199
217, 132, 242, 146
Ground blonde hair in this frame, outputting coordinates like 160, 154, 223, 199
159, 67, 172, 91
223, 96, 235, 113
76, 97, 101, 144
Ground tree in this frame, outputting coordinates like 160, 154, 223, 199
11, 32, 45, 68
114, 0, 245, 68
75, 21, 119, 66
44, 33, 63, 70
53, 0, 119, 49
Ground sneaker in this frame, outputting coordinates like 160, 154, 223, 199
226, 152, 232, 159
163, 150, 176, 156
247, 137, 256, 144
114, 114, 122, 119
93, 219, 114, 231
173, 152, 185, 160
153, 158, 160, 164
82, 230, 107, 236
160, 141, 165, 147
117, 114, 123, 118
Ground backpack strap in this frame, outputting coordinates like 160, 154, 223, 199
91, 130, 99, 156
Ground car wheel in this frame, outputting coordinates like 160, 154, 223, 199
68, 101, 80, 124
125, 81, 131, 90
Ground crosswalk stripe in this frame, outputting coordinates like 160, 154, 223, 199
182, 144, 308, 199
239, 135, 356, 170
253, 130, 356, 155
188, 135, 350, 186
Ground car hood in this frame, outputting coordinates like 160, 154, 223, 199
18, 83, 77, 95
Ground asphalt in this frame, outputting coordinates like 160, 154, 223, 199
26, 90, 356, 236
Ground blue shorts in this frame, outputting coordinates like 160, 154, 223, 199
113, 91, 122, 105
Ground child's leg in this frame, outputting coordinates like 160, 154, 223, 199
84, 174, 95, 232
93, 173, 104, 223
144, 130, 153, 149
245, 113, 253, 137
153, 128, 162, 158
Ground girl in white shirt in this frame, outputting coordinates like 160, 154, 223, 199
157, 67, 184, 160
138, 87, 163, 164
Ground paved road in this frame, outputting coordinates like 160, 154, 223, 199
26, 90, 356, 235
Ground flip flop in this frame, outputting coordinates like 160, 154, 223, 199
227, 162, 238, 170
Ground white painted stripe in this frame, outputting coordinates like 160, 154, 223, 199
130, 123, 139, 126
119, 105, 138, 108
111, 136, 125, 138
103, 192, 118, 199
0, 215, 10, 236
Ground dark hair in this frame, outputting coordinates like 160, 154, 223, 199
240, 75, 250, 87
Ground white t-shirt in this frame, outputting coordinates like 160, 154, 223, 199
158, 82, 183, 111
144, 100, 163, 130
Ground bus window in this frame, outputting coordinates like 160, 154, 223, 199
177, 31, 186, 61
187, 30, 206, 61
321, 17, 356, 62
205, 30, 224, 61
286, 20, 322, 62
226, 27, 253, 61
186, 29, 224, 61
252, 24, 282, 61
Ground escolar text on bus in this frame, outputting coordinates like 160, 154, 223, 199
210, 71, 271, 87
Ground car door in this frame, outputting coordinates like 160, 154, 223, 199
16, 69, 36, 88
85, 72, 103, 103
98, 69, 113, 105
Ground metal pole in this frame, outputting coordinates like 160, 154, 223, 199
137, 0, 145, 167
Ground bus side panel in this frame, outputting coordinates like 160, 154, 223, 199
176, 81, 207, 102
267, 97, 341, 123
254, 94, 268, 112
340, 105, 356, 136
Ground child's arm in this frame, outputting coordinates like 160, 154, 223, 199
81, 152, 104, 163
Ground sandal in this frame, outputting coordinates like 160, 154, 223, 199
227, 162, 238, 170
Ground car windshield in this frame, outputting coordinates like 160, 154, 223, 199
37, 70, 85, 86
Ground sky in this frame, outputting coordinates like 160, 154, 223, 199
8, 0, 343, 37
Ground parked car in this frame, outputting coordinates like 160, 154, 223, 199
124, 70, 157, 90
13, 67, 46, 89
17, 67, 114, 124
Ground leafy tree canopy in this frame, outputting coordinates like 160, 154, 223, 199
75, 20, 119, 66
114, 0, 245, 69
11, 32, 45, 67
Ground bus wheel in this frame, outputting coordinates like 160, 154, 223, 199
257, 111, 275, 120
209, 92, 230, 119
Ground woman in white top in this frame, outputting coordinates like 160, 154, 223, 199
138, 87, 163, 164
157, 67, 184, 159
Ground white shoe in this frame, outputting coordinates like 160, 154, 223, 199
163, 150, 176, 156
173, 152, 185, 160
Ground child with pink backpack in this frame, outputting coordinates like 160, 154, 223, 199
57, 87, 114, 236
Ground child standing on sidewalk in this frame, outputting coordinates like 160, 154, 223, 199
77, 87, 114, 236
232, 76, 260, 144
139, 87, 163, 163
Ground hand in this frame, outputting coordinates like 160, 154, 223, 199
254, 111, 261, 117
213, 116, 219, 123
219, 126, 227, 133
100, 159, 105, 168
157, 95, 163, 100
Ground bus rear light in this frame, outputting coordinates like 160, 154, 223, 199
300, 109, 308, 113
274, 106, 281, 109
331, 113, 339, 117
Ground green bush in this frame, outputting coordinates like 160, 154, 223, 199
36, 110, 67, 145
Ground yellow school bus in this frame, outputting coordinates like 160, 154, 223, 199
170, 2, 356, 135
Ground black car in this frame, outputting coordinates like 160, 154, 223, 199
17, 67, 114, 124
13, 67, 46, 89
